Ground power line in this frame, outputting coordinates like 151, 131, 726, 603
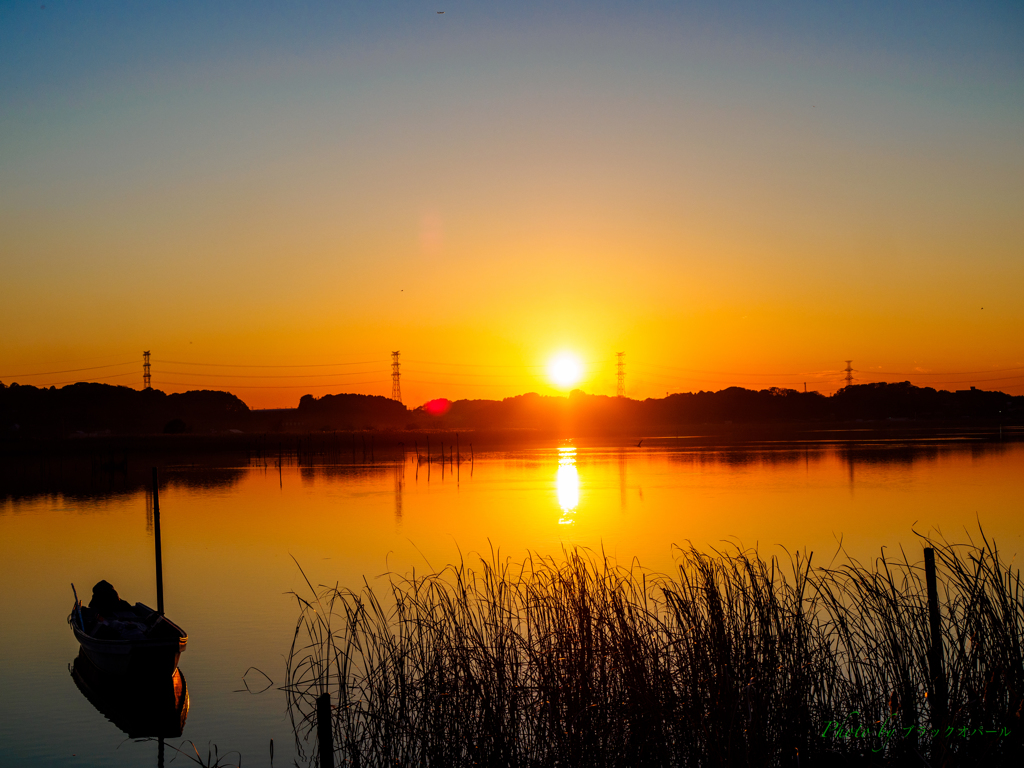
402, 368, 544, 379
156, 368, 387, 379
153, 359, 382, 368
856, 372, 1024, 385
634, 361, 834, 377
46, 371, 141, 386
401, 378, 521, 387
631, 369, 820, 387
403, 359, 548, 369
161, 366, 530, 381
0, 361, 136, 378
857, 365, 1024, 376
932, 374, 1024, 384
4, 352, 136, 367
404, 359, 612, 368
155, 379, 389, 389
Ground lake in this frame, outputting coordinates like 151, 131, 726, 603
2, 435, 1022, 767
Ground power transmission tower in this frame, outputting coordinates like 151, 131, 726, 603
143, 350, 152, 389
391, 351, 402, 403
616, 352, 625, 397
844, 360, 854, 388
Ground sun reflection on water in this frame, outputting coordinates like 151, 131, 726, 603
556, 446, 579, 525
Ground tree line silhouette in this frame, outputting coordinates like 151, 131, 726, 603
0, 380, 1019, 440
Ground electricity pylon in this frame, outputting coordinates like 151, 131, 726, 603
391, 351, 402, 402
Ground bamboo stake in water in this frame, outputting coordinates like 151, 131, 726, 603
924, 548, 947, 739
317, 692, 334, 768
152, 467, 164, 616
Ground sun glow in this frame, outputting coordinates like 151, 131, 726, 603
556, 446, 579, 525
548, 353, 583, 389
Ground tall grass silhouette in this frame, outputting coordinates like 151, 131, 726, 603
284, 531, 1022, 767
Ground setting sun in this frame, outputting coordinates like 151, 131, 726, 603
548, 353, 584, 389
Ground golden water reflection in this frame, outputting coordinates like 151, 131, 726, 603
556, 446, 579, 525
5, 441, 1024, 767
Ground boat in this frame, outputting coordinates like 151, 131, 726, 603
69, 590, 187, 678
71, 648, 189, 738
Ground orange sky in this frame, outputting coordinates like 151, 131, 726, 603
2, 2, 1022, 408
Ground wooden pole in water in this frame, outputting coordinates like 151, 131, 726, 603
317, 692, 334, 768
924, 547, 947, 754
152, 467, 164, 616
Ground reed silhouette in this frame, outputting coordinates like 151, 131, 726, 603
284, 530, 1023, 767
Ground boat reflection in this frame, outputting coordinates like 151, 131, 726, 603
70, 647, 189, 738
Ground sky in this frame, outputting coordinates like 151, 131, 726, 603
1, 0, 1022, 408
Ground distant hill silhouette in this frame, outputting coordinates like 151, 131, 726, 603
1, 380, 1020, 441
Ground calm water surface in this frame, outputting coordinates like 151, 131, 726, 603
2, 439, 1022, 767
